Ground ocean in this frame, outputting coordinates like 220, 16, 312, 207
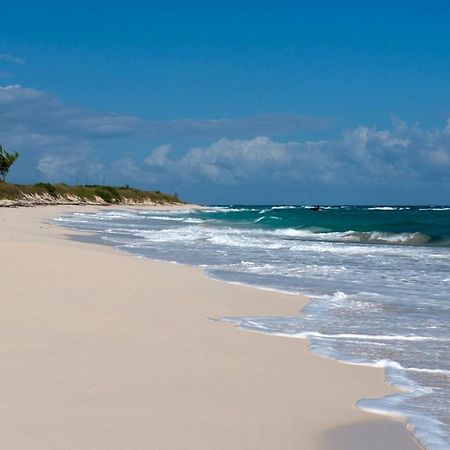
54, 205, 450, 450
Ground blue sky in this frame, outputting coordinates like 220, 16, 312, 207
1, 0, 450, 204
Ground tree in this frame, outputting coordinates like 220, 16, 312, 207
0, 145, 19, 182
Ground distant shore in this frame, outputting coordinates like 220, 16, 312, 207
0, 204, 421, 450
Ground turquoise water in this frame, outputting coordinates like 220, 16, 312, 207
201, 205, 450, 246
55, 205, 450, 450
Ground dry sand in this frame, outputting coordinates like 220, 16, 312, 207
0, 205, 422, 450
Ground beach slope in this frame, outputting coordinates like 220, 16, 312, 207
0, 206, 421, 450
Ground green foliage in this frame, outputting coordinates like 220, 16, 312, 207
0, 181, 183, 204
34, 182, 57, 196
0, 182, 21, 199
94, 188, 116, 203
0, 144, 20, 182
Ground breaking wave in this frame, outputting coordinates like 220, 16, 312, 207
274, 228, 431, 245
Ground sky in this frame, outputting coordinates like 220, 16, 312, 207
1, 0, 450, 204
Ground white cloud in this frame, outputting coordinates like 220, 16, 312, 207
32, 117, 450, 190
0, 84, 334, 183
177, 137, 295, 184
427, 148, 450, 166
133, 119, 450, 188
0, 53, 25, 64
2, 83, 449, 192
111, 157, 142, 178
37, 153, 85, 180
144, 144, 172, 166
0, 83, 334, 181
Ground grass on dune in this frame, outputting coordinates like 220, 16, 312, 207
0, 182, 182, 204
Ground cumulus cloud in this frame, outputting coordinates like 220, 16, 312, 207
132, 119, 450, 187
2, 82, 448, 193
37, 153, 85, 179
32, 118, 450, 190
35, 141, 107, 182
168, 137, 295, 184
144, 144, 172, 167
139, 137, 333, 186
0, 83, 336, 183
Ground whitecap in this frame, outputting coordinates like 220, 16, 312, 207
270, 205, 296, 210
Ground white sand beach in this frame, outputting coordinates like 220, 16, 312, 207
0, 205, 422, 450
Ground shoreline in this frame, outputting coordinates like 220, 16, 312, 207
65, 223, 436, 450
0, 204, 422, 449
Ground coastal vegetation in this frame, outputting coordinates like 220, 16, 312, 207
0, 182, 181, 205
0, 143, 180, 205
0, 145, 20, 182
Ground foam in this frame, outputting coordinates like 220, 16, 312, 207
142, 215, 186, 221
270, 205, 296, 210
183, 218, 206, 224
280, 331, 445, 342
274, 227, 430, 245
419, 207, 450, 211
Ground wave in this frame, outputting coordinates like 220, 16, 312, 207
54, 217, 89, 223
301, 205, 341, 210
257, 206, 295, 214
280, 331, 446, 342
142, 215, 186, 221
183, 218, 206, 224
270, 205, 297, 210
207, 234, 284, 249
419, 207, 450, 211
406, 367, 450, 376
253, 215, 283, 223
274, 228, 431, 246
349, 359, 450, 376
205, 206, 259, 213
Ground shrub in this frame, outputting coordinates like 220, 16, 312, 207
94, 188, 115, 203
34, 182, 56, 196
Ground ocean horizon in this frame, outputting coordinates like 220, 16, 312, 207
55, 204, 450, 450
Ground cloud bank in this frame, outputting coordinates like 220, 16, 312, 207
1, 83, 449, 201
121, 119, 450, 189
0, 84, 335, 185
0, 84, 333, 144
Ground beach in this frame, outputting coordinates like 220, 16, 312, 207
0, 205, 421, 450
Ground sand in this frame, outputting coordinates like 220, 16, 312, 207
0, 205, 422, 450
